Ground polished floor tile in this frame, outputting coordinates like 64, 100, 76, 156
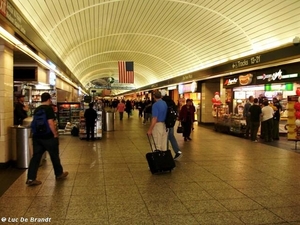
1, 113, 300, 224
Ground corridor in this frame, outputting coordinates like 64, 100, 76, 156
1, 112, 300, 224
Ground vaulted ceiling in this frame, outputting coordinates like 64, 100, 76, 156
12, 0, 300, 93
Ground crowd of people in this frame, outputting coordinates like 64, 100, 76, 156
243, 95, 282, 142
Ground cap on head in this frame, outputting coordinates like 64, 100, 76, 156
41, 92, 51, 102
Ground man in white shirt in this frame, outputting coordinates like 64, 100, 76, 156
261, 100, 274, 142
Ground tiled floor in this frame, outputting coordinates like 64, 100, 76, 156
1, 111, 300, 224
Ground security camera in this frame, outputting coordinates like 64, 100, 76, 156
293, 36, 300, 46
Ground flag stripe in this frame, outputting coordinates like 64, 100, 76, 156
118, 61, 134, 83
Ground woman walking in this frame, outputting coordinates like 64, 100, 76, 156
179, 99, 195, 141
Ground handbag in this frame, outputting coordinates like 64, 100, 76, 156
177, 123, 184, 133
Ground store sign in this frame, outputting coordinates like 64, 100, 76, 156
49, 71, 56, 86
265, 83, 293, 91
238, 73, 253, 86
232, 55, 261, 69
224, 77, 238, 86
182, 74, 193, 81
4, 1, 26, 34
179, 82, 197, 93
182, 84, 192, 93
167, 85, 177, 90
178, 84, 183, 94
257, 70, 298, 82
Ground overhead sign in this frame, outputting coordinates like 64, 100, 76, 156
232, 55, 261, 69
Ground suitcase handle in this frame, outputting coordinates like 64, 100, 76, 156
147, 130, 170, 152
147, 134, 158, 153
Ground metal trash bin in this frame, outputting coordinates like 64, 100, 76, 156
105, 111, 115, 131
15, 126, 32, 169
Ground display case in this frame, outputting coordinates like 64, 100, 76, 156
214, 105, 230, 132
230, 115, 246, 134
57, 102, 81, 129
214, 105, 246, 135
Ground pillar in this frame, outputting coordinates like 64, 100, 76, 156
0, 44, 14, 166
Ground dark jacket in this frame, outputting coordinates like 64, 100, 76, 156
84, 108, 97, 124
179, 105, 195, 123
14, 102, 28, 125
125, 100, 132, 113
162, 96, 177, 112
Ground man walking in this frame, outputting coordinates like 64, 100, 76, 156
162, 95, 182, 160
26, 92, 68, 186
147, 91, 168, 151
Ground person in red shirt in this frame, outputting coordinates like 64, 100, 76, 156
117, 100, 126, 120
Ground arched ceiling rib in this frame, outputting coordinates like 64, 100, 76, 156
12, 0, 300, 92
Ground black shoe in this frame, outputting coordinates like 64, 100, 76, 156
187, 137, 192, 141
184, 137, 187, 141
174, 152, 182, 160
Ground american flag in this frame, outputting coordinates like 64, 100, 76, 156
118, 61, 134, 83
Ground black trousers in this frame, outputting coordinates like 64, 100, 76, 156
261, 119, 273, 142
86, 122, 95, 140
182, 121, 192, 138
250, 121, 260, 141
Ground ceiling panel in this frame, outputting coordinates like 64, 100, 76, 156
11, 0, 300, 91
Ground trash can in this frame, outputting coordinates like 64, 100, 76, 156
105, 111, 115, 131
15, 126, 32, 169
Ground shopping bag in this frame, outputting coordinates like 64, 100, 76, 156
177, 123, 184, 133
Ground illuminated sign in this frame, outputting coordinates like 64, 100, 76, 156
224, 78, 238, 86
238, 73, 253, 86
265, 83, 293, 91
167, 85, 177, 90
257, 70, 298, 82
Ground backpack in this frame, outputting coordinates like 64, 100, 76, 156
165, 105, 178, 128
31, 108, 51, 137
71, 126, 79, 136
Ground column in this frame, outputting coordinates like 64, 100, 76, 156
0, 44, 14, 166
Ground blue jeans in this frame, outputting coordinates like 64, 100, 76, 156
168, 127, 180, 154
27, 137, 63, 180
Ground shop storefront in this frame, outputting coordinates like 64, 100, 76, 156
220, 63, 300, 135
178, 81, 201, 120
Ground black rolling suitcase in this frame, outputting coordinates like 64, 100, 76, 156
146, 134, 176, 174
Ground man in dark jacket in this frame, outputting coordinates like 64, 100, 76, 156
162, 95, 182, 160
248, 98, 262, 142
84, 103, 98, 141
14, 94, 28, 125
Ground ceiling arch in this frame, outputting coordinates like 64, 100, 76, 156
11, 0, 300, 92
